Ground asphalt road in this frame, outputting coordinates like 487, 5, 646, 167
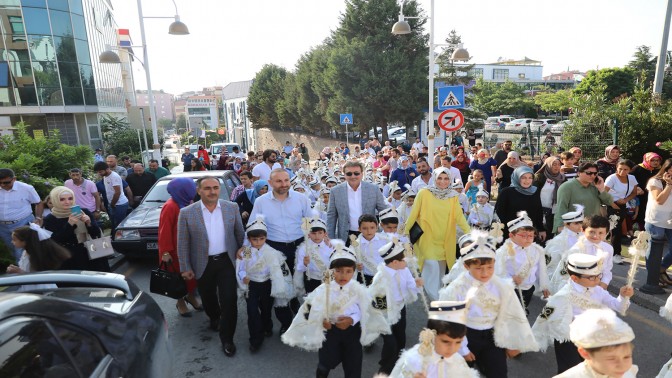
116, 257, 672, 378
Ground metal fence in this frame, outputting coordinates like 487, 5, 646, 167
481, 124, 615, 162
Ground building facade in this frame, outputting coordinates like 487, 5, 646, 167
136, 89, 174, 121
0, 0, 127, 148
185, 95, 218, 134
222, 80, 254, 152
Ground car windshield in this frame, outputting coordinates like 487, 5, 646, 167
141, 177, 227, 206
211, 145, 222, 154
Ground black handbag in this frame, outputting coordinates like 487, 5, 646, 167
409, 222, 424, 244
150, 261, 188, 299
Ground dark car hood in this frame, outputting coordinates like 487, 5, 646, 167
117, 205, 163, 228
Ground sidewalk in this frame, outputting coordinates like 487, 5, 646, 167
607, 256, 669, 312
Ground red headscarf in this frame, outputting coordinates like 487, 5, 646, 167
451, 153, 470, 171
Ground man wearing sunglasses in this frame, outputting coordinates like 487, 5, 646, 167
0, 168, 42, 262
327, 161, 389, 242
553, 162, 613, 233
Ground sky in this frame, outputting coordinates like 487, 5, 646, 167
111, 0, 669, 95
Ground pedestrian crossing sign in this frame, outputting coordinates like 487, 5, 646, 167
437, 86, 465, 110
340, 114, 353, 125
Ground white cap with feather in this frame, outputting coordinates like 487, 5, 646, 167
329, 239, 357, 263
561, 204, 585, 223
507, 211, 534, 232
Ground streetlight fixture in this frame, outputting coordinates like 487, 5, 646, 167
392, 0, 469, 151
98, 0, 189, 161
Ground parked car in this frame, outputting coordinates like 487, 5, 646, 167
504, 118, 534, 131
551, 120, 571, 133
0, 271, 171, 377
112, 170, 241, 258
484, 116, 515, 130
529, 119, 559, 133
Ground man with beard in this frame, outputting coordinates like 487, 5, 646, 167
411, 158, 433, 193
251, 149, 282, 181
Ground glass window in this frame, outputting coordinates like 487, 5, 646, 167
54, 36, 76, 62
62, 86, 82, 104
22, 7, 50, 35
68, 0, 83, 14
20, 0, 45, 7
36, 86, 62, 105
8, 15, 24, 35
71, 14, 86, 40
16, 86, 37, 105
74, 39, 90, 64
470, 68, 483, 78
0, 320, 77, 376
0, 0, 21, 8
31, 61, 58, 86
493, 69, 509, 80
83, 87, 96, 105
58, 62, 80, 86
48, 0, 69, 11
48, 322, 106, 376
28, 35, 55, 61
49, 9, 72, 37
79, 63, 93, 87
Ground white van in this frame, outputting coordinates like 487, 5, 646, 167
210, 143, 243, 162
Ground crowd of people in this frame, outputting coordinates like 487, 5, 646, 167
4, 133, 672, 377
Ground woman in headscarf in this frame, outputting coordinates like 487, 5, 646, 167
495, 166, 546, 241
404, 167, 470, 301
495, 151, 526, 189
533, 156, 565, 238
451, 152, 471, 184
43, 186, 109, 272
632, 152, 662, 231
596, 145, 621, 180
235, 179, 268, 225
158, 178, 201, 317
468, 148, 498, 191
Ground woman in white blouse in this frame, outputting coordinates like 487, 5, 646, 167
645, 158, 672, 286
604, 159, 642, 264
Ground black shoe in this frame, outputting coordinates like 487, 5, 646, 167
264, 330, 273, 338
249, 343, 261, 353
209, 319, 219, 332
223, 342, 237, 357
279, 327, 288, 336
316, 367, 329, 378
363, 343, 375, 353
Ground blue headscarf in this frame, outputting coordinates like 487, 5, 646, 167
246, 179, 268, 204
167, 178, 197, 208
511, 166, 537, 195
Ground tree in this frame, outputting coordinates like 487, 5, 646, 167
628, 45, 656, 87
176, 114, 187, 131
471, 78, 535, 115
158, 118, 174, 130
325, 0, 428, 141
294, 44, 334, 134
435, 30, 474, 86
276, 72, 300, 128
100, 114, 162, 159
247, 64, 288, 129
534, 89, 572, 118
574, 67, 635, 101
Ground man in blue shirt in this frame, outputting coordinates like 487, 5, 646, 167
181, 147, 195, 172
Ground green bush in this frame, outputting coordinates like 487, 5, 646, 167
0, 122, 93, 197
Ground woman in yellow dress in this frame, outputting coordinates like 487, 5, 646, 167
405, 167, 470, 300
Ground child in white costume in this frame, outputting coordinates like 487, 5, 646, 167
468, 190, 495, 230
657, 294, 672, 377
545, 204, 584, 280
555, 308, 638, 378
396, 185, 416, 233
294, 217, 332, 295
390, 300, 479, 378
439, 230, 539, 378
281, 240, 390, 377
549, 215, 615, 293
495, 211, 550, 313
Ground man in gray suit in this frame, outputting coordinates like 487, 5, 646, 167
327, 161, 389, 242
178, 176, 244, 357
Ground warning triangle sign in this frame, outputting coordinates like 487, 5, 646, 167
342, 116, 351, 124
442, 91, 461, 107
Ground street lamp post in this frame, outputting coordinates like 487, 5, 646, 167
99, 0, 189, 161
392, 0, 469, 156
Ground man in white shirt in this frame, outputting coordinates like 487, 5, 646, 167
0, 168, 41, 261
251, 149, 282, 181
411, 158, 434, 193
231, 146, 246, 160
412, 137, 424, 152
94, 161, 129, 233
249, 168, 312, 322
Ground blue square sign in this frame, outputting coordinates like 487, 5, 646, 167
437, 86, 465, 110
340, 113, 353, 125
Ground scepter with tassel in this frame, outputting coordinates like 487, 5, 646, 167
403, 241, 429, 314
349, 234, 366, 284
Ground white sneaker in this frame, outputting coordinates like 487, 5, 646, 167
613, 255, 624, 265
